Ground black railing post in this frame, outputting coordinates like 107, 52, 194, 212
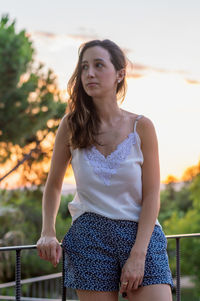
62, 247, 66, 301
176, 238, 181, 301
15, 249, 21, 301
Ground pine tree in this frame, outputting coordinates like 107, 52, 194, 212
0, 15, 67, 186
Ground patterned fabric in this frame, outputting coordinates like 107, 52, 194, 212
84, 132, 136, 186
62, 212, 174, 291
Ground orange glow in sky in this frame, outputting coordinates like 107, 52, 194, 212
0, 0, 200, 188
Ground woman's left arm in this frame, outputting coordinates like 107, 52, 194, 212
131, 116, 160, 254
120, 116, 160, 294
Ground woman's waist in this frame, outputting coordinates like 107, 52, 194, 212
68, 194, 142, 221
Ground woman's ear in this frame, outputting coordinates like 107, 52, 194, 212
117, 68, 126, 82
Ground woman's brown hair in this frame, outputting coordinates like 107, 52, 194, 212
66, 39, 127, 150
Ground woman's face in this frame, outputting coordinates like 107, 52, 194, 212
81, 46, 119, 99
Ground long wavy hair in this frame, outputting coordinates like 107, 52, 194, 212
66, 39, 128, 150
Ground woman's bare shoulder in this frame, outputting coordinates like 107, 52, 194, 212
54, 114, 71, 153
135, 114, 156, 132
122, 110, 151, 126
60, 113, 69, 127
134, 115, 158, 149
122, 110, 157, 143
122, 109, 138, 119
122, 109, 145, 121
59, 114, 70, 136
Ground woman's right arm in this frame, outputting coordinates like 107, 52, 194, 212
36, 114, 72, 267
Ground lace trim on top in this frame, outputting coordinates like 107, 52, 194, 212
84, 132, 137, 186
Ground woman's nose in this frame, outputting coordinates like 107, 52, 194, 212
87, 67, 95, 77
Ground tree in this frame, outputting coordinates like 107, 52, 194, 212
162, 173, 200, 297
0, 14, 67, 186
181, 161, 200, 182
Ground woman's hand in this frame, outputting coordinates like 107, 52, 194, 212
36, 236, 62, 267
119, 249, 146, 297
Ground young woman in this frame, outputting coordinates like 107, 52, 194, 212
37, 39, 174, 301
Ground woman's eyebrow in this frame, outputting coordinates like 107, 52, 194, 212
81, 58, 105, 64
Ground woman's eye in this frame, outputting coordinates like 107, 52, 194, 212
82, 65, 88, 70
81, 63, 103, 71
96, 63, 103, 68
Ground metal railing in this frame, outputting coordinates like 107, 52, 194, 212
0, 244, 66, 301
166, 233, 200, 301
0, 272, 62, 300
0, 233, 200, 301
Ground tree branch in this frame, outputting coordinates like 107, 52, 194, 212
0, 130, 51, 183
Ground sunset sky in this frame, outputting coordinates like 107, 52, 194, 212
1, 0, 200, 183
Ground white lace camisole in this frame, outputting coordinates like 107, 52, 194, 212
68, 115, 161, 228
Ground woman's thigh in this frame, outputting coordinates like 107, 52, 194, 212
127, 284, 172, 301
76, 289, 118, 301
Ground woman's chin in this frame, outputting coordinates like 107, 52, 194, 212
86, 91, 100, 98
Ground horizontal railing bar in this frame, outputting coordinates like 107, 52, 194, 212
0, 273, 62, 288
0, 233, 199, 252
0, 297, 60, 301
0, 243, 62, 252
0, 296, 76, 301
166, 233, 200, 239
0, 234, 199, 252
0, 245, 37, 251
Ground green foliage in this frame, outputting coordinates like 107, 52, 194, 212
159, 183, 193, 225
0, 188, 74, 282
189, 173, 200, 210
0, 14, 66, 151
0, 14, 67, 186
0, 206, 23, 237
159, 174, 200, 297
0, 15, 34, 94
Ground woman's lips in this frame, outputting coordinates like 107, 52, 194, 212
87, 83, 98, 87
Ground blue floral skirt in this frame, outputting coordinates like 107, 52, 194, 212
62, 212, 174, 291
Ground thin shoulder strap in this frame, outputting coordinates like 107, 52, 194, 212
133, 115, 143, 132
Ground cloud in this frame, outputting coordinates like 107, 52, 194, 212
127, 72, 144, 79
33, 29, 99, 43
31, 31, 84, 52
32, 31, 135, 51
30, 30, 100, 52
34, 27, 99, 41
30, 31, 200, 84
126, 62, 156, 78
33, 31, 57, 38
185, 78, 200, 85
126, 61, 192, 79
67, 33, 99, 42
